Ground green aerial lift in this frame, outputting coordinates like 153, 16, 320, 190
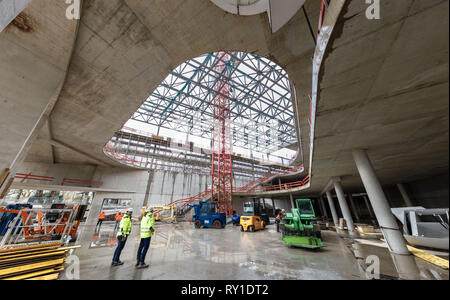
280, 198, 325, 249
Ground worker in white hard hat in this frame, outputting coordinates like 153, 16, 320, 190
135, 206, 155, 269
112, 208, 133, 266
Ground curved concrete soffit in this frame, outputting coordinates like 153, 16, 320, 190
289, 85, 304, 168
268, 0, 306, 33
210, 0, 269, 16
210, 0, 305, 33
0, 0, 83, 196
309, 0, 347, 188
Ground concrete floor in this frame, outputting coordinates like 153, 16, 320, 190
62, 221, 362, 280
59, 221, 448, 280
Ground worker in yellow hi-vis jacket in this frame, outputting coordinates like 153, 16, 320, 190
136, 207, 155, 269
111, 208, 132, 266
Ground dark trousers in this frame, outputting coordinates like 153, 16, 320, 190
114, 221, 120, 230
112, 235, 127, 263
136, 237, 151, 264
96, 219, 103, 227
275, 220, 280, 232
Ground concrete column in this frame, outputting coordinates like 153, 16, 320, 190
352, 149, 409, 255
325, 190, 339, 227
289, 193, 295, 209
316, 196, 324, 217
348, 193, 360, 223
363, 195, 376, 220
332, 179, 355, 231
397, 183, 413, 207
86, 194, 104, 226
319, 195, 328, 218
272, 198, 276, 215
390, 253, 421, 280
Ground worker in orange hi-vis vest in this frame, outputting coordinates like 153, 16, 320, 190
114, 212, 123, 231
96, 211, 106, 229
275, 209, 286, 233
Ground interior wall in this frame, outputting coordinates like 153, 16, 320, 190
16, 162, 98, 186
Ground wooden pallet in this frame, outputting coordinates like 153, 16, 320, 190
0, 243, 80, 280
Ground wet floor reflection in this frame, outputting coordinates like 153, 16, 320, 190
88, 224, 119, 248
141, 225, 360, 280
70, 222, 446, 280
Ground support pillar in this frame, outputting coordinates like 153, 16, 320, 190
348, 193, 360, 223
332, 178, 355, 231
363, 195, 376, 222
289, 193, 295, 210
272, 198, 276, 216
325, 190, 339, 227
319, 195, 328, 219
316, 196, 325, 218
397, 183, 413, 207
353, 149, 409, 255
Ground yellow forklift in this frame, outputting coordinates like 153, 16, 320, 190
239, 201, 270, 232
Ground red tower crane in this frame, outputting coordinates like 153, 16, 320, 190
211, 51, 233, 216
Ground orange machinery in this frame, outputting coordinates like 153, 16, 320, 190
0, 204, 87, 244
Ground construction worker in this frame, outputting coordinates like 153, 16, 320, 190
96, 211, 106, 229
114, 212, 123, 231
275, 209, 286, 233
136, 207, 155, 269
275, 212, 281, 232
112, 208, 133, 266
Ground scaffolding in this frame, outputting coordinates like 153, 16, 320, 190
131, 51, 296, 153
211, 52, 233, 216
104, 129, 292, 179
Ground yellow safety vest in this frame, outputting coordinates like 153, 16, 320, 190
117, 215, 132, 237
140, 212, 155, 238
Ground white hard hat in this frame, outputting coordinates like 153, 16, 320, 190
126, 208, 133, 213
146, 206, 154, 213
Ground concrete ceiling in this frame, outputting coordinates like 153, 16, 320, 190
307, 0, 449, 194
16, 0, 449, 196
0, 0, 79, 177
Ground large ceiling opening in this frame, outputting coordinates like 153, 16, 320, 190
105, 51, 299, 178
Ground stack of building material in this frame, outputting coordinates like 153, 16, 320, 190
356, 225, 375, 233
0, 242, 79, 280
339, 218, 345, 230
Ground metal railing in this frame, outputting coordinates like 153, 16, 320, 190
167, 164, 308, 212
104, 129, 294, 179
233, 176, 310, 194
